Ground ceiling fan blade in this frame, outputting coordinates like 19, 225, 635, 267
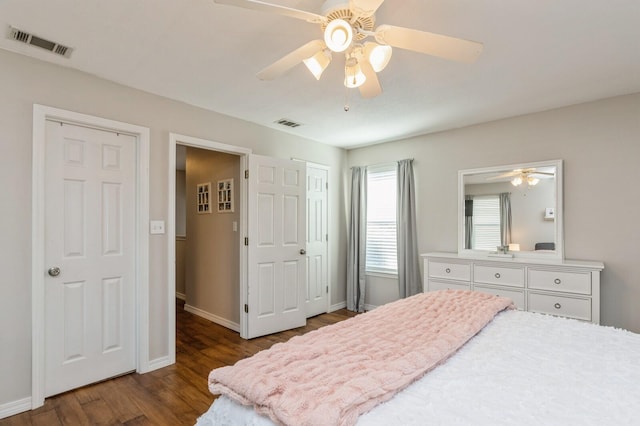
213, 0, 327, 24
531, 172, 555, 176
349, 0, 385, 18
486, 171, 519, 180
375, 25, 483, 63
358, 59, 382, 98
256, 39, 326, 80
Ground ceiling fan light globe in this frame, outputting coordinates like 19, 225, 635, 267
364, 42, 392, 72
303, 50, 332, 80
324, 19, 353, 52
511, 177, 523, 187
344, 62, 366, 88
528, 177, 540, 186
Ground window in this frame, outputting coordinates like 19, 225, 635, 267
471, 195, 501, 250
366, 165, 397, 274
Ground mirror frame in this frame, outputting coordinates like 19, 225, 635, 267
457, 159, 564, 261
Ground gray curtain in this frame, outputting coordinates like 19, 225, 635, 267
499, 192, 512, 246
465, 195, 473, 249
347, 167, 367, 312
397, 159, 422, 298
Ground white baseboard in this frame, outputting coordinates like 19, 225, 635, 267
328, 301, 377, 313
175, 292, 186, 301
364, 303, 378, 311
0, 396, 31, 420
329, 301, 347, 312
184, 304, 240, 332
145, 355, 173, 373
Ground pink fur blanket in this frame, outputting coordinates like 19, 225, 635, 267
208, 290, 514, 426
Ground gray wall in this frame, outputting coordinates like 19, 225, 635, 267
0, 48, 348, 407
348, 93, 640, 333
175, 170, 186, 297
175, 170, 187, 237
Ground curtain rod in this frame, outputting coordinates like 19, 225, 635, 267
351, 158, 414, 170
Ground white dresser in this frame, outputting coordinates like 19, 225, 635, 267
422, 252, 604, 324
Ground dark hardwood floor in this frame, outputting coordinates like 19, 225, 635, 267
2, 300, 357, 425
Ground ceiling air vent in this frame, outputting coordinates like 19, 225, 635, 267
8, 26, 73, 58
274, 118, 302, 128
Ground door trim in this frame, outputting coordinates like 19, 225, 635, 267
31, 105, 150, 408
168, 134, 251, 343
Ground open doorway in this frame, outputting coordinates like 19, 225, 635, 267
170, 136, 250, 329
168, 134, 250, 362
175, 144, 243, 330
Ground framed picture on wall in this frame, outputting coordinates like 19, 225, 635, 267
218, 178, 234, 213
197, 182, 211, 214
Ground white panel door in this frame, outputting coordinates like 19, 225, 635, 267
305, 166, 328, 317
44, 121, 136, 397
247, 155, 306, 338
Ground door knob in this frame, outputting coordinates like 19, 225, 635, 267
299, 249, 306, 255
48, 267, 61, 277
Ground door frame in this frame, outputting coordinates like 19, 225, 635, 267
31, 105, 150, 409
167, 134, 251, 342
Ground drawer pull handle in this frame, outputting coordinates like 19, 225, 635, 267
554, 303, 562, 309
554, 278, 562, 285
495, 273, 501, 279
445, 268, 451, 273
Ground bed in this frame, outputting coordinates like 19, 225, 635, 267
197, 290, 640, 425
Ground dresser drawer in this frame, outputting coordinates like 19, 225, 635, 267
528, 292, 591, 321
428, 260, 471, 282
528, 269, 591, 295
474, 285, 525, 310
428, 280, 471, 292
474, 265, 524, 288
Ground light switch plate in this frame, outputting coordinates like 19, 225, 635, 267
150, 220, 165, 235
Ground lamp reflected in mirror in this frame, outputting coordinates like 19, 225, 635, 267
511, 175, 540, 186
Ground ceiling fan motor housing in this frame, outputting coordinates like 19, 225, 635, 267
321, 0, 375, 41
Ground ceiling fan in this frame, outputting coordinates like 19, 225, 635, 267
487, 168, 555, 187
213, 0, 483, 98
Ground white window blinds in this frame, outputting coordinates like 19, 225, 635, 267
366, 165, 397, 274
471, 195, 501, 250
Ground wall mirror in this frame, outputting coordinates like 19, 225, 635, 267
458, 159, 563, 260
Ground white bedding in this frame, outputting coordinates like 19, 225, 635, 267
197, 310, 640, 425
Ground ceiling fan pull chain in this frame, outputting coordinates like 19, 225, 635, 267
344, 86, 351, 112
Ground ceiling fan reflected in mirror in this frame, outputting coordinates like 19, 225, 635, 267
213, 0, 483, 98
487, 168, 556, 187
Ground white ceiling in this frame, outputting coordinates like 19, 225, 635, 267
1, 0, 639, 149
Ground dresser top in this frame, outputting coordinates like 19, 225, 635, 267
421, 252, 604, 270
